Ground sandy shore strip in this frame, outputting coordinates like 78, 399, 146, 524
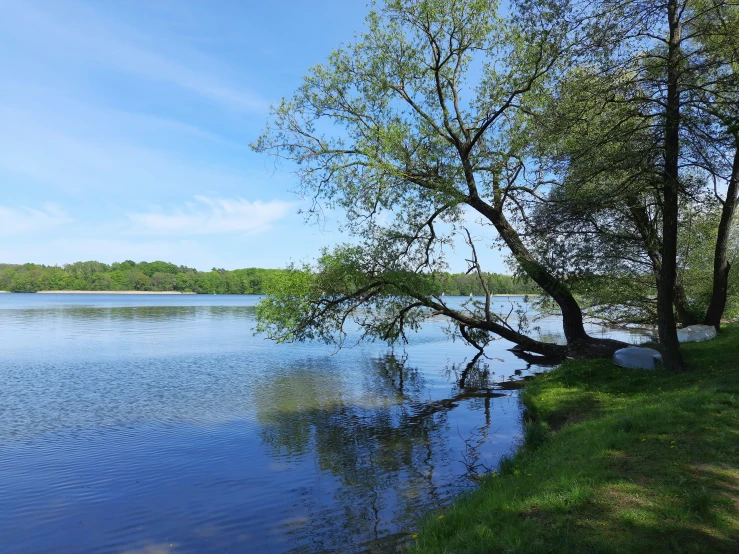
460, 294, 541, 297
35, 290, 196, 295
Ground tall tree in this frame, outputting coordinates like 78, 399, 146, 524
528, 0, 739, 369
693, 0, 739, 329
253, 0, 628, 357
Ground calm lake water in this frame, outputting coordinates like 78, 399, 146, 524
0, 294, 648, 553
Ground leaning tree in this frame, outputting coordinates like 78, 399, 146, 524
252, 0, 631, 358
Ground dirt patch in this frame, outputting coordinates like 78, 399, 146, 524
599, 486, 652, 510
547, 398, 600, 431
521, 506, 552, 524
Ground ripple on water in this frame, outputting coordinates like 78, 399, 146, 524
0, 294, 650, 553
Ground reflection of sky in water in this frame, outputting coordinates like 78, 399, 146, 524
0, 294, 651, 553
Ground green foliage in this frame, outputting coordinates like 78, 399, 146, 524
254, 244, 538, 347
251, 0, 584, 355
526, 0, 739, 333
435, 272, 539, 296
409, 325, 739, 553
249, 0, 739, 362
256, 263, 318, 341
0, 260, 536, 297
678, 207, 739, 321
563, 205, 739, 327
0, 262, 284, 294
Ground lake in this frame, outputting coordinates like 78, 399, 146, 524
0, 294, 649, 553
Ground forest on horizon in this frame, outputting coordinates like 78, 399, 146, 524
0, 260, 539, 296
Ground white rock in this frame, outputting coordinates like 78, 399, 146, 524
677, 324, 717, 343
613, 346, 663, 370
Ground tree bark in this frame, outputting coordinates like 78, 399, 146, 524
466, 196, 627, 356
658, 0, 686, 371
422, 292, 626, 359
705, 140, 739, 330
626, 196, 697, 326
674, 278, 698, 327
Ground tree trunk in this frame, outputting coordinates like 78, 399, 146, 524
467, 197, 627, 356
626, 196, 697, 326
674, 278, 698, 327
658, 0, 685, 371
704, 140, 739, 330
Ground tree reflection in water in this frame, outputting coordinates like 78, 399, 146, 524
254, 353, 521, 553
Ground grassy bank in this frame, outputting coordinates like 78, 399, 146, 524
410, 326, 739, 553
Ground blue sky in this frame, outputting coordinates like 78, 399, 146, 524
0, 0, 507, 273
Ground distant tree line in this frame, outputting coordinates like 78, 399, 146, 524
0, 261, 538, 296
435, 272, 539, 296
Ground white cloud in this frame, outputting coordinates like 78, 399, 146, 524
127, 196, 294, 236
0, 204, 72, 237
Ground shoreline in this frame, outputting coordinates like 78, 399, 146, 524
445, 293, 541, 297
409, 325, 739, 553
34, 290, 197, 295
4, 291, 539, 296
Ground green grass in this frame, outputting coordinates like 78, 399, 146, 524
408, 326, 739, 553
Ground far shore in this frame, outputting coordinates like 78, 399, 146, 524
3, 291, 539, 296
35, 290, 197, 295
442, 293, 540, 296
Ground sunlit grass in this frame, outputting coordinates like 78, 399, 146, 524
409, 325, 739, 553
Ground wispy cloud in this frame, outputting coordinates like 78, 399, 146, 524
0, 0, 267, 114
0, 99, 278, 199
0, 204, 72, 237
127, 196, 294, 236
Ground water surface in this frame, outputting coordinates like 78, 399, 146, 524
0, 294, 647, 553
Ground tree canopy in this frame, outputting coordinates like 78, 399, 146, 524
253, 0, 739, 369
